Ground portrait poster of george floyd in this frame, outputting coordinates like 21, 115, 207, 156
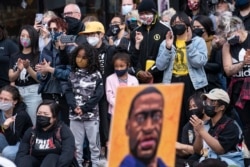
108, 84, 184, 167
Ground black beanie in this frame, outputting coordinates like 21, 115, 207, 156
138, 0, 157, 14
235, 0, 250, 8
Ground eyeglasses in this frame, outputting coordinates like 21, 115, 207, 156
61, 11, 79, 17
48, 27, 58, 32
133, 110, 163, 125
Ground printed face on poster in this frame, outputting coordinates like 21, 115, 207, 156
108, 84, 184, 167
158, 0, 170, 16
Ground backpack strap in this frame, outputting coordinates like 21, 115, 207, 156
214, 119, 233, 139
55, 124, 62, 143
29, 127, 36, 155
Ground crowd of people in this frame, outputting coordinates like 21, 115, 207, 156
0, 0, 250, 166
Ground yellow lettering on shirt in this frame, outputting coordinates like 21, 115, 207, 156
172, 39, 189, 76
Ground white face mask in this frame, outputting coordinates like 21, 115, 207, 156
0, 101, 13, 112
87, 36, 99, 47
122, 5, 133, 15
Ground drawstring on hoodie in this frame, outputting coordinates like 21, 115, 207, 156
13, 113, 17, 134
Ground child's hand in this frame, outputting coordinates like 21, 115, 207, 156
74, 106, 83, 115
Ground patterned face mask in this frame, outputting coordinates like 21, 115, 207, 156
50, 31, 63, 42
20, 37, 31, 48
188, 0, 200, 10
140, 14, 154, 25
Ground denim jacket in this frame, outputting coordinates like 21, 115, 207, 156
37, 41, 71, 94
156, 36, 208, 90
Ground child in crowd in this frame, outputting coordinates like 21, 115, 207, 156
67, 44, 103, 167
106, 51, 139, 116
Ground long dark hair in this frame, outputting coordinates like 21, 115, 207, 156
71, 44, 100, 74
18, 25, 39, 65
187, 91, 204, 115
18, 25, 39, 55
192, 15, 215, 36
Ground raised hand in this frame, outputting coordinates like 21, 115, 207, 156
135, 31, 143, 49
17, 58, 24, 71
165, 31, 174, 49
35, 59, 51, 73
23, 59, 30, 69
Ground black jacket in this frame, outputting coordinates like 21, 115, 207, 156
130, 20, 170, 83
15, 121, 75, 167
96, 43, 116, 81
204, 48, 223, 91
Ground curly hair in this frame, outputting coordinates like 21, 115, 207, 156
71, 44, 100, 74
48, 17, 68, 32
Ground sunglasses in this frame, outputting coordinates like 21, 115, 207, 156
48, 27, 58, 32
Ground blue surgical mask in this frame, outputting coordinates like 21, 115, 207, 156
122, 5, 133, 15
115, 68, 128, 77
0, 101, 13, 112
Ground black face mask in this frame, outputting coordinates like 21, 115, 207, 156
189, 108, 204, 119
193, 28, 204, 37
64, 17, 83, 34
204, 105, 216, 118
128, 21, 138, 31
228, 35, 240, 45
172, 24, 187, 35
109, 24, 121, 36
36, 115, 51, 128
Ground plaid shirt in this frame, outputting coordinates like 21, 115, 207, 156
228, 77, 250, 109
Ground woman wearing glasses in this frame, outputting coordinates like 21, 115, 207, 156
35, 17, 71, 125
